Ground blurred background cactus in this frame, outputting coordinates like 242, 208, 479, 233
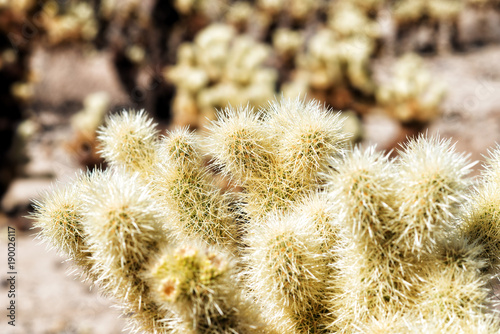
164, 23, 277, 128
31, 102, 500, 333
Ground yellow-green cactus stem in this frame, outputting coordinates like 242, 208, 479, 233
151, 128, 238, 253
97, 109, 160, 178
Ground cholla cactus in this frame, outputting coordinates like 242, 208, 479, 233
67, 92, 110, 165
244, 206, 335, 333
460, 146, 500, 272
391, 0, 464, 53
272, 28, 304, 60
97, 109, 160, 177
393, 0, 464, 24
343, 0, 384, 13
32, 97, 500, 334
256, 0, 322, 21
150, 128, 238, 253
32, 176, 93, 278
205, 97, 349, 218
173, 0, 229, 18
40, 1, 99, 45
165, 23, 277, 128
327, 135, 494, 333
150, 242, 263, 333
283, 2, 379, 109
376, 53, 447, 123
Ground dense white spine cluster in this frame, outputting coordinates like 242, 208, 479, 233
395, 135, 474, 256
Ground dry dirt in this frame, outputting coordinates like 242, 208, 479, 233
0, 231, 125, 334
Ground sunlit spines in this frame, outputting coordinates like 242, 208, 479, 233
294, 193, 340, 254
119, 298, 175, 334
204, 104, 273, 183
205, 96, 350, 219
415, 262, 495, 332
149, 242, 264, 334
326, 146, 413, 332
245, 211, 330, 333
437, 235, 488, 273
330, 242, 414, 334
356, 311, 411, 334
292, 193, 343, 331
152, 162, 238, 253
30, 104, 500, 333
97, 109, 160, 177
160, 128, 203, 174
82, 169, 169, 308
327, 146, 397, 250
459, 181, 500, 272
241, 167, 306, 219
457, 145, 500, 272
409, 316, 498, 334
361, 310, 498, 334
31, 179, 93, 278
121, 297, 175, 334
152, 130, 238, 253
266, 97, 350, 181
418, 232, 494, 328
395, 135, 474, 255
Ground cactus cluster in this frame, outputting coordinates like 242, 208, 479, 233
32, 97, 500, 333
393, 0, 464, 24
376, 54, 446, 123
163, 0, 455, 131
165, 23, 277, 128
40, 1, 99, 45
283, 1, 379, 108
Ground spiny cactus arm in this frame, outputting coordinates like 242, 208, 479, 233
361, 307, 497, 334
459, 145, 500, 271
326, 146, 411, 331
205, 104, 273, 184
149, 242, 266, 334
415, 234, 495, 330
160, 128, 203, 172
395, 135, 475, 256
151, 128, 239, 253
97, 109, 160, 177
121, 299, 176, 334
31, 176, 92, 277
32, 167, 174, 332
205, 97, 350, 218
327, 146, 397, 250
460, 186, 500, 272
415, 261, 497, 332
81, 168, 174, 333
244, 210, 331, 333
266, 97, 349, 182
82, 168, 169, 305
294, 193, 340, 255
435, 235, 488, 274
481, 144, 500, 182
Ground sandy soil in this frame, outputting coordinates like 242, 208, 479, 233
0, 231, 125, 334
